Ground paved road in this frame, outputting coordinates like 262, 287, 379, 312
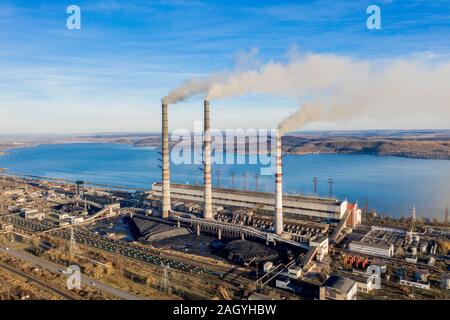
0, 261, 75, 300
0, 246, 143, 300
5, 215, 268, 289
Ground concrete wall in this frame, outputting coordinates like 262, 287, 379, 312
152, 183, 344, 222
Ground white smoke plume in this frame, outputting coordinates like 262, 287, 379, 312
207, 53, 370, 99
162, 73, 226, 105
162, 48, 261, 105
277, 59, 450, 134
204, 51, 450, 134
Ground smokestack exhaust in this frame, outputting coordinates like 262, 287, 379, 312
161, 102, 171, 219
275, 131, 283, 235
203, 100, 213, 219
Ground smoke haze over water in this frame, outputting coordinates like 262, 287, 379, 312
166, 51, 450, 133
276, 57, 450, 134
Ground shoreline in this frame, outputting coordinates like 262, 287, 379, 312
0, 170, 448, 227
1, 140, 449, 161
284, 150, 450, 160
1, 129, 449, 161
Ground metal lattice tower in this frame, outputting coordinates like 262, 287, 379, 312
69, 227, 78, 255
160, 263, 170, 295
254, 174, 259, 191
230, 172, 236, 189
216, 170, 222, 188
445, 206, 449, 225
327, 178, 334, 198
242, 172, 248, 190
312, 177, 318, 194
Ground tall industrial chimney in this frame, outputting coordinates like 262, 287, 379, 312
275, 131, 283, 235
203, 100, 213, 219
161, 102, 171, 219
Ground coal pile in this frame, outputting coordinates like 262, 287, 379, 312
128, 217, 173, 239
126, 217, 190, 242
221, 240, 279, 265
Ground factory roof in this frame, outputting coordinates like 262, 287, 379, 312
350, 240, 392, 250
343, 273, 372, 285
323, 275, 356, 293
153, 182, 341, 205
311, 235, 328, 245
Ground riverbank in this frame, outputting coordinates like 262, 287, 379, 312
282, 131, 450, 160
1, 130, 449, 160
0, 142, 448, 218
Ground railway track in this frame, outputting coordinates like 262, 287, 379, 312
3, 215, 265, 292
2, 215, 248, 281
53, 228, 213, 275
0, 262, 75, 300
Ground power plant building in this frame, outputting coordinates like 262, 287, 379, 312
349, 240, 394, 258
151, 182, 348, 223
322, 275, 358, 300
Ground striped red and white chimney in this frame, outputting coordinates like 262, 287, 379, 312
161, 102, 171, 219
275, 131, 283, 235
203, 100, 213, 219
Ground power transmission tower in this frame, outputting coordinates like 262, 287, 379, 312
445, 206, 449, 225
312, 177, 318, 194
216, 170, 222, 188
364, 197, 369, 221
160, 263, 170, 295
242, 172, 248, 190
254, 174, 260, 191
69, 227, 78, 256
327, 178, 334, 198
230, 172, 236, 189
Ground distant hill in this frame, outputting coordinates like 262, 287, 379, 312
281, 130, 450, 160
1, 130, 449, 160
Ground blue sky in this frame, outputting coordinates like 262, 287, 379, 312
0, 0, 449, 133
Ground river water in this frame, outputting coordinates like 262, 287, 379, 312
0, 143, 448, 219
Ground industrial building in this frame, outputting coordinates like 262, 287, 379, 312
344, 273, 377, 293
154, 97, 362, 256
349, 240, 394, 258
151, 182, 348, 223
399, 279, 431, 290
322, 275, 358, 300
20, 208, 45, 220
310, 236, 329, 262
